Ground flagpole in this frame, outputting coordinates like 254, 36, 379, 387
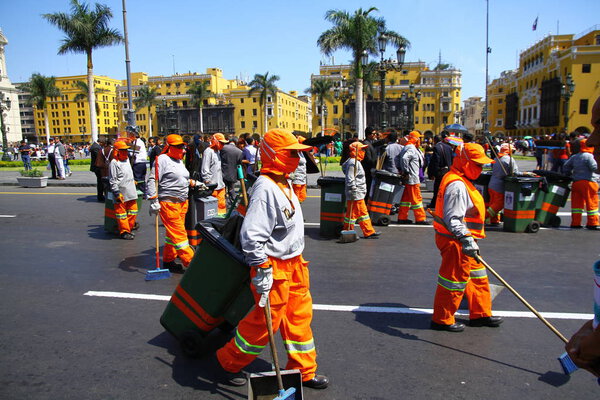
484, 0, 490, 138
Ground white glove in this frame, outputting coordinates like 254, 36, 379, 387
149, 199, 161, 216
191, 180, 208, 190
252, 266, 273, 307
459, 236, 479, 258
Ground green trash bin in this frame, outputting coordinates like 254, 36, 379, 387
317, 176, 347, 238
103, 189, 143, 234
502, 176, 544, 233
533, 170, 572, 227
160, 218, 254, 357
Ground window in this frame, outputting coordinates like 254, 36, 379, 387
241, 121, 246, 129
333, 105, 338, 114
252, 109, 257, 116
580, 99, 589, 114
498, 99, 503, 104
253, 98, 257, 103
498, 109, 503, 115
252, 121, 258, 128
240, 109, 245, 117
496, 119, 503, 126
241, 98, 244, 104
582, 64, 591, 73
442, 116, 448, 124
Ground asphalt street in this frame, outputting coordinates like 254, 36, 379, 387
1, 168, 599, 399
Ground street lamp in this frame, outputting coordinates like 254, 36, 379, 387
0, 92, 12, 161
334, 78, 353, 138
374, 34, 406, 130
561, 72, 575, 132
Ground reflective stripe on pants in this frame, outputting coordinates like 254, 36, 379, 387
217, 255, 317, 381
114, 199, 138, 234
432, 234, 492, 325
398, 184, 426, 222
159, 200, 194, 266
571, 180, 599, 227
343, 199, 376, 237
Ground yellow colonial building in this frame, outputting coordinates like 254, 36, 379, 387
487, 26, 600, 138
32, 74, 121, 143
310, 61, 462, 137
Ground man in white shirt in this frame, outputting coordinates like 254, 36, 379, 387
130, 130, 148, 197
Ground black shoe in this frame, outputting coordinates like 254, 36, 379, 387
163, 261, 184, 274
469, 316, 504, 327
120, 232, 134, 240
397, 219, 413, 224
415, 220, 430, 225
364, 231, 381, 239
585, 225, 598, 230
570, 225, 583, 229
430, 321, 465, 332
303, 375, 329, 389
225, 371, 247, 387
132, 222, 140, 231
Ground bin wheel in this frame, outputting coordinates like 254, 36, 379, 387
549, 215, 561, 228
180, 330, 208, 358
379, 216, 390, 226
525, 221, 540, 233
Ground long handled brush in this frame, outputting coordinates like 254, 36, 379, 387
145, 159, 172, 281
263, 297, 296, 400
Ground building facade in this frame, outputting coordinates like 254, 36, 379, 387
16, 85, 35, 142
0, 28, 23, 143
487, 26, 600, 138
310, 61, 462, 137
463, 96, 485, 136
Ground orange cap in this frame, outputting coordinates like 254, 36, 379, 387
297, 135, 306, 143
461, 143, 494, 165
349, 141, 368, 150
408, 130, 422, 139
166, 134, 184, 146
213, 133, 229, 143
262, 129, 312, 154
114, 140, 130, 150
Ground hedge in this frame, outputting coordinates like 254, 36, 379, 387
0, 159, 91, 167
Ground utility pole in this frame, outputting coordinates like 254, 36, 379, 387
122, 0, 136, 127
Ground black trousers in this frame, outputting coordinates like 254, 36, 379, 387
94, 169, 105, 201
224, 179, 238, 209
132, 163, 147, 196
48, 154, 57, 179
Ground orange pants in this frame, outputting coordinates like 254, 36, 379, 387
159, 200, 194, 267
343, 199, 376, 237
217, 255, 317, 381
398, 184, 426, 222
432, 234, 493, 325
114, 199, 138, 234
292, 184, 307, 203
571, 180, 599, 227
486, 188, 504, 224
213, 188, 226, 215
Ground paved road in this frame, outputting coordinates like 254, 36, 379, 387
1, 160, 599, 399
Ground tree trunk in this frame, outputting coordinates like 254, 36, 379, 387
199, 106, 204, 133
356, 78, 364, 140
43, 108, 50, 145
264, 104, 268, 134
148, 106, 153, 137
87, 51, 98, 143
320, 100, 324, 134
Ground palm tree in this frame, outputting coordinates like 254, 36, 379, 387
317, 7, 409, 138
23, 73, 61, 145
248, 72, 279, 134
187, 81, 212, 134
306, 78, 335, 134
72, 80, 107, 117
43, 0, 123, 143
133, 85, 158, 137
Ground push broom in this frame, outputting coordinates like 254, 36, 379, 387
145, 159, 172, 281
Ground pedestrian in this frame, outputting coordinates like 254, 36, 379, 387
215, 128, 329, 390
381, 130, 403, 174
486, 143, 519, 225
586, 95, 600, 169
342, 141, 381, 239
47, 138, 58, 179
551, 132, 570, 173
148, 136, 163, 169
291, 135, 308, 203
130, 131, 148, 197
90, 137, 106, 202
427, 132, 454, 209
563, 139, 599, 230
64, 142, 74, 177
431, 143, 503, 332
398, 131, 428, 224
361, 127, 378, 200
201, 133, 228, 215
18, 141, 32, 171
109, 141, 139, 240
53, 138, 66, 180
242, 136, 260, 175
185, 133, 207, 179
220, 136, 244, 209
147, 134, 203, 273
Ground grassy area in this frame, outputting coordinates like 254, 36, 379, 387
0, 164, 92, 172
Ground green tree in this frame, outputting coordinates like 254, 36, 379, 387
187, 81, 213, 134
306, 78, 335, 134
22, 73, 61, 145
133, 85, 158, 137
248, 72, 279, 134
317, 7, 409, 138
43, 0, 123, 143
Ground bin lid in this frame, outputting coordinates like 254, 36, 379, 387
531, 170, 572, 183
317, 176, 346, 186
197, 219, 247, 266
374, 169, 403, 179
504, 176, 544, 183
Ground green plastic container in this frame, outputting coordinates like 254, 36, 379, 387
317, 176, 347, 238
533, 171, 571, 227
502, 176, 544, 233
160, 219, 254, 357
103, 190, 143, 233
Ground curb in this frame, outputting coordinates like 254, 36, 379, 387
0, 182, 96, 187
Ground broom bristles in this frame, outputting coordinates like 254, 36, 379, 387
145, 268, 172, 281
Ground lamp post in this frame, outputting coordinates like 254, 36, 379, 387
375, 34, 406, 130
561, 72, 575, 132
0, 92, 12, 161
334, 78, 353, 138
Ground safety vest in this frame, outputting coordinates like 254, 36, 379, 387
434, 170, 486, 239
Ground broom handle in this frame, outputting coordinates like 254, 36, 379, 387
155, 214, 160, 270
473, 255, 568, 343
154, 158, 161, 270
346, 157, 359, 229
263, 297, 284, 392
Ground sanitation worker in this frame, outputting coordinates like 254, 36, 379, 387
291, 135, 308, 203
202, 132, 228, 215
109, 141, 138, 240
486, 143, 519, 225
398, 131, 428, 225
216, 129, 329, 390
563, 139, 599, 230
147, 134, 204, 273
341, 141, 381, 239
431, 143, 503, 332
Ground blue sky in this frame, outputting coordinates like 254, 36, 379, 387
2, 0, 599, 101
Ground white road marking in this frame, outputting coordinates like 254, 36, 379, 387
84, 291, 593, 320
0, 215, 16, 217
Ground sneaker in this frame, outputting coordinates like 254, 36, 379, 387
132, 222, 140, 231
302, 374, 329, 389
120, 232, 134, 240
415, 220, 430, 225
224, 371, 247, 387
585, 225, 598, 231
570, 225, 583, 230
397, 219, 413, 224
363, 231, 381, 239
430, 321, 465, 332
163, 261, 184, 274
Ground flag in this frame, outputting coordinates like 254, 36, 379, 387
532, 16, 538, 31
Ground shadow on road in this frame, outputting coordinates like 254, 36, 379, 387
118, 248, 156, 275
77, 195, 101, 203
87, 224, 115, 240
